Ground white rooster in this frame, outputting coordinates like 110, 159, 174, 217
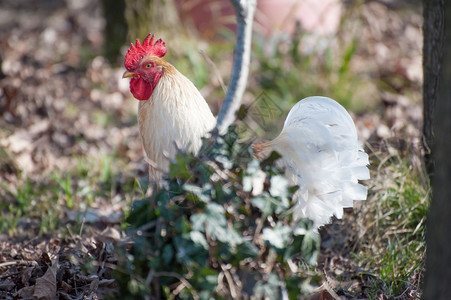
253, 96, 370, 228
123, 34, 369, 228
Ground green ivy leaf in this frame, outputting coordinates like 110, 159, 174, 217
253, 273, 281, 299
285, 219, 319, 264
126, 198, 155, 227
174, 216, 190, 234
183, 183, 211, 203
251, 192, 289, 217
191, 268, 219, 298
263, 222, 292, 250
251, 194, 274, 217
191, 203, 243, 246
260, 150, 282, 170
235, 241, 259, 260
169, 154, 193, 180
301, 231, 320, 265
190, 230, 208, 249
157, 191, 178, 221
269, 175, 289, 198
137, 175, 149, 193
173, 236, 207, 266
162, 244, 174, 265
117, 124, 320, 298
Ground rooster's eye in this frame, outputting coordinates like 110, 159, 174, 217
146, 63, 152, 68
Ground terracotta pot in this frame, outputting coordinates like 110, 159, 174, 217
175, 0, 342, 38
256, 0, 342, 36
175, 0, 236, 39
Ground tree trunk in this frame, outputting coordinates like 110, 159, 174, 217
102, 0, 127, 65
124, 0, 181, 44
422, 1, 451, 299
422, 0, 445, 173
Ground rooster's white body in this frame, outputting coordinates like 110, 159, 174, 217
255, 96, 370, 228
137, 62, 216, 181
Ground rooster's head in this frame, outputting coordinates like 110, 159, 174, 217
123, 34, 167, 101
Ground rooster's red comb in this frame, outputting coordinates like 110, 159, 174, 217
124, 34, 167, 71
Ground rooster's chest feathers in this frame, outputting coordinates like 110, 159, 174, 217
137, 85, 215, 172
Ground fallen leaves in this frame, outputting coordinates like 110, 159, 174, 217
31, 261, 57, 300
0, 234, 118, 299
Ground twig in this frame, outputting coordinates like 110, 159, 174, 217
200, 50, 227, 94
96, 242, 107, 278
136, 220, 157, 233
204, 160, 237, 181
0, 260, 38, 268
286, 258, 298, 273
252, 217, 264, 244
221, 264, 238, 299
215, 0, 257, 134
79, 216, 85, 236
145, 269, 155, 287
154, 271, 199, 300
276, 266, 289, 300
321, 271, 342, 300
217, 271, 225, 293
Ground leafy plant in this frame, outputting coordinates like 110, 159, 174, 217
115, 126, 320, 299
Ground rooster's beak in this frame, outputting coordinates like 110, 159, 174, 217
122, 71, 136, 79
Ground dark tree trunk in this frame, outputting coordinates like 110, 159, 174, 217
422, 0, 445, 173
422, 1, 451, 299
102, 0, 127, 65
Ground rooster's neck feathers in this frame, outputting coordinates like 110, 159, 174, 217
137, 62, 216, 180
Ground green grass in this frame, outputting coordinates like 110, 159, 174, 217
0, 153, 142, 236
251, 33, 376, 114
1, 173, 60, 235
356, 149, 428, 298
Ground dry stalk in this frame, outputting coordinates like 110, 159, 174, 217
221, 263, 239, 299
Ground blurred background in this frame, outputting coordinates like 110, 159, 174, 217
0, 0, 425, 297
0, 0, 423, 174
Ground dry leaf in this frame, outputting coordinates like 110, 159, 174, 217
17, 286, 35, 298
33, 262, 58, 300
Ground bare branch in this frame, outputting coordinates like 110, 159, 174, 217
215, 0, 257, 135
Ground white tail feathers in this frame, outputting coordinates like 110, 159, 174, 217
255, 96, 370, 229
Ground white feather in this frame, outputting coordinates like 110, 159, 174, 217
264, 96, 369, 228
138, 66, 216, 182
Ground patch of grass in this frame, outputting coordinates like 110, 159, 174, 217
53, 173, 76, 209
1, 173, 61, 235
1, 152, 142, 236
356, 149, 428, 298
